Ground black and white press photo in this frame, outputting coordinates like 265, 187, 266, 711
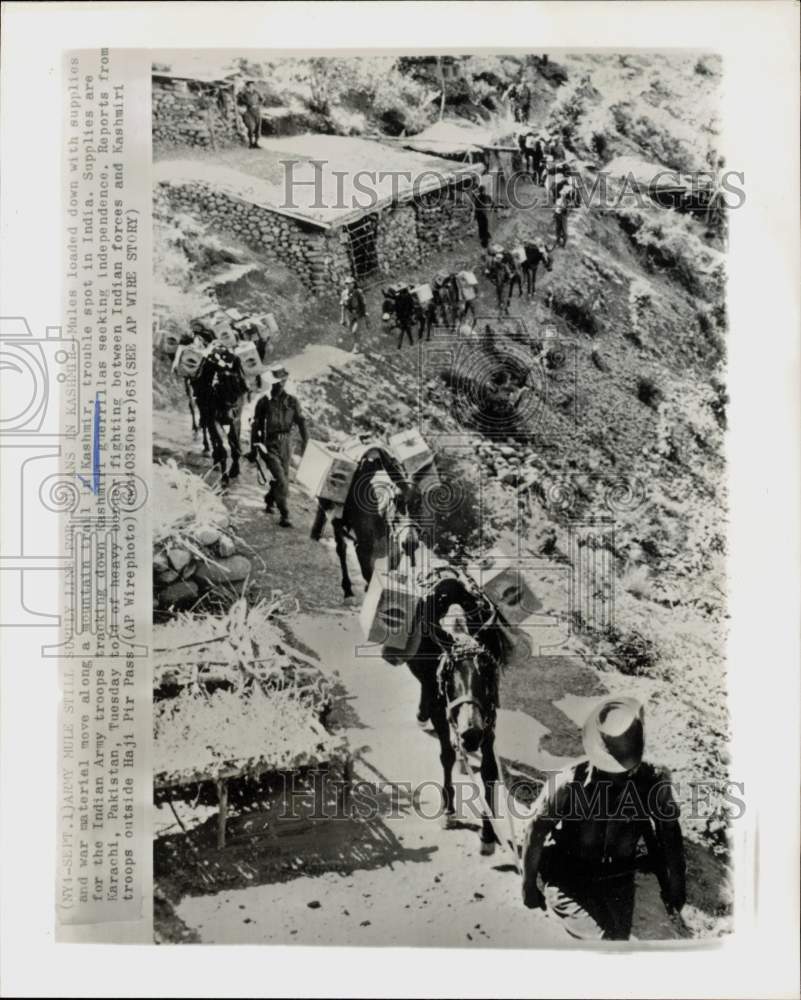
150, 48, 733, 946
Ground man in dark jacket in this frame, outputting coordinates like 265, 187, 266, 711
522, 697, 686, 940
237, 80, 263, 149
249, 365, 308, 527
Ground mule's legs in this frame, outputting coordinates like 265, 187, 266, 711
332, 521, 354, 600
407, 659, 434, 727
354, 538, 374, 589
186, 379, 199, 435
478, 731, 501, 854
433, 713, 457, 826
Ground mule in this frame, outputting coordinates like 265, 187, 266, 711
321, 447, 419, 599
381, 288, 420, 350
521, 242, 554, 297
489, 253, 520, 315
406, 572, 512, 855
192, 347, 249, 486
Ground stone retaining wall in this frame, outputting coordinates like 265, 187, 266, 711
153, 82, 244, 149
155, 176, 476, 293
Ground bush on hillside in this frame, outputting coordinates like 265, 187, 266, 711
636, 375, 664, 409
616, 205, 725, 303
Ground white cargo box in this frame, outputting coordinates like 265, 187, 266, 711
359, 559, 422, 659
412, 283, 433, 306
468, 557, 539, 627
458, 270, 479, 288
161, 330, 182, 357
235, 340, 263, 376
264, 312, 279, 334
390, 429, 435, 477
225, 307, 247, 325
174, 344, 204, 379
511, 245, 527, 265
296, 440, 357, 504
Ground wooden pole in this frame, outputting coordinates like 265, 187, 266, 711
216, 778, 228, 849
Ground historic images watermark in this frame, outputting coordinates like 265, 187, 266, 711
279, 160, 746, 214
271, 768, 746, 825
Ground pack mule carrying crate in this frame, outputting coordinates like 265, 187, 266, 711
359, 558, 422, 660
296, 440, 357, 504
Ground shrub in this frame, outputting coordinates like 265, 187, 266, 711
637, 375, 663, 409
550, 290, 601, 337
591, 131, 608, 160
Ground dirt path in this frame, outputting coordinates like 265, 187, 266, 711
154, 333, 727, 944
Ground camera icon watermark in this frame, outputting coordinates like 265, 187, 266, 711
415, 317, 578, 446
0, 317, 79, 437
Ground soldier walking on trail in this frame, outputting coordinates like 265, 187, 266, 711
521, 697, 687, 941
471, 186, 493, 271
237, 80, 263, 149
553, 188, 570, 247
340, 276, 369, 353
249, 365, 309, 528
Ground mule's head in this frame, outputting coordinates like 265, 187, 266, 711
435, 599, 498, 753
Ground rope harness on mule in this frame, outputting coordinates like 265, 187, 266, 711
435, 642, 522, 876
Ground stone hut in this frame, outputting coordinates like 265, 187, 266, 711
152, 70, 244, 149
154, 134, 484, 295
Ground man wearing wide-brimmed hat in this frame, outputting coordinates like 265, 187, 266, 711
249, 365, 308, 528
521, 696, 686, 940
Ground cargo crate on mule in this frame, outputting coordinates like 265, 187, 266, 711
359, 558, 423, 661
296, 440, 358, 504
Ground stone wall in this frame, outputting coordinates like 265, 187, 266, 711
155, 180, 352, 294
375, 204, 420, 276
413, 182, 475, 256
153, 81, 244, 150
155, 175, 479, 294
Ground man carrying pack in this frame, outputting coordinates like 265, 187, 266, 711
521, 697, 686, 941
249, 365, 309, 528
553, 187, 570, 247
237, 80, 263, 149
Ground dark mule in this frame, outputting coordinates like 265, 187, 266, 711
324, 447, 419, 599
521, 241, 553, 297
192, 345, 249, 486
406, 572, 512, 854
488, 252, 520, 315
381, 287, 420, 350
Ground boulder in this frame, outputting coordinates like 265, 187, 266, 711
217, 534, 236, 558
167, 547, 193, 572
193, 525, 222, 546
158, 579, 200, 611
194, 554, 252, 588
